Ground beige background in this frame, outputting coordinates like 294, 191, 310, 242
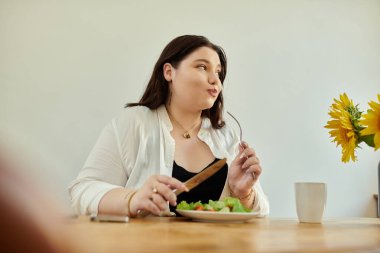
1, 0, 379, 217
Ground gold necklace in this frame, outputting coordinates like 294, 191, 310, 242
167, 110, 200, 139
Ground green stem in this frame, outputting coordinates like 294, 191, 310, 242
358, 134, 375, 148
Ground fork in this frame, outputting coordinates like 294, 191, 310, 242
227, 111, 254, 178
227, 111, 244, 148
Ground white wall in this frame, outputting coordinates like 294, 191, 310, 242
1, 0, 379, 217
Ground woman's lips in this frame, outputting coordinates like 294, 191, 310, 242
207, 89, 218, 97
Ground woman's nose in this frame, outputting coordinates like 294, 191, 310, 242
208, 72, 219, 85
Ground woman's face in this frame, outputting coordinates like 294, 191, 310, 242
164, 46, 223, 112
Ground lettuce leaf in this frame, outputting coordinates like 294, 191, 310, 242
176, 197, 250, 213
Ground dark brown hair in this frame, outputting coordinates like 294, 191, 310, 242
126, 35, 227, 129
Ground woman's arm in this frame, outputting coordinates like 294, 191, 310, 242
228, 142, 270, 216
68, 119, 129, 215
98, 188, 135, 216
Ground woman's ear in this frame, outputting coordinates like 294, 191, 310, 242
163, 63, 173, 82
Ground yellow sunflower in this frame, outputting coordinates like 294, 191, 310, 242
325, 93, 361, 163
360, 94, 380, 150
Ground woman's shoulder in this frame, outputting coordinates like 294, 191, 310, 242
213, 120, 236, 134
210, 120, 239, 145
118, 105, 155, 119
122, 105, 153, 114
113, 105, 157, 128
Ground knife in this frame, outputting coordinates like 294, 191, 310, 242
137, 158, 227, 217
173, 158, 227, 196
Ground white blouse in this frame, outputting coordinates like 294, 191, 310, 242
68, 105, 269, 216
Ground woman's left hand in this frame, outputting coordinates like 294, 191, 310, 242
228, 142, 261, 198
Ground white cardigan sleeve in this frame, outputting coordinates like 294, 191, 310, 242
68, 120, 128, 215
251, 180, 270, 216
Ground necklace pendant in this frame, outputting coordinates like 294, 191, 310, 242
183, 132, 191, 139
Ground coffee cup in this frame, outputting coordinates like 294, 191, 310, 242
295, 182, 327, 223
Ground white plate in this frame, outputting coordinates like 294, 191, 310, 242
176, 209, 260, 222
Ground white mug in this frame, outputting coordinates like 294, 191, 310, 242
295, 182, 327, 223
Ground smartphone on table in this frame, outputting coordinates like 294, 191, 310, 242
90, 214, 129, 223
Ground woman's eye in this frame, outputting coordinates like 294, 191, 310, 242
198, 65, 206, 70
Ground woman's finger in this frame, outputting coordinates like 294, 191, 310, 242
145, 198, 161, 215
240, 141, 249, 150
153, 182, 177, 206
133, 190, 161, 216
155, 175, 188, 192
242, 156, 260, 169
150, 193, 169, 211
245, 164, 262, 179
240, 147, 256, 159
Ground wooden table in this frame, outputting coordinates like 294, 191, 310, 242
63, 216, 380, 253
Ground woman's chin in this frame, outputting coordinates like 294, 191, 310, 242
200, 101, 216, 111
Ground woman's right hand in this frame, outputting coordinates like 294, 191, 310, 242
129, 175, 188, 216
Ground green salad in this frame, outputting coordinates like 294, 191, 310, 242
176, 197, 250, 213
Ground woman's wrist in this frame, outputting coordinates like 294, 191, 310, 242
124, 190, 138, 217
228, 183, 249, 199
233, 188, 253, 201
240, 189, 255, 209
229, 184, 255, 209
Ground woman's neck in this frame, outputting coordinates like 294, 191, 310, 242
165, 104, 202, 138
166, 105, 201, 126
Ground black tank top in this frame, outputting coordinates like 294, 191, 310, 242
170, 158, 228, 214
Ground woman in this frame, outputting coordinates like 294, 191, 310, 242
69, 35, 269, 217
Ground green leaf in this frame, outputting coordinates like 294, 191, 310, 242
223, 197, 250, 213
176, 200, 191, 210
208, 200, 225, 211
358, 134, 375, 148
176, 197, 251, 213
